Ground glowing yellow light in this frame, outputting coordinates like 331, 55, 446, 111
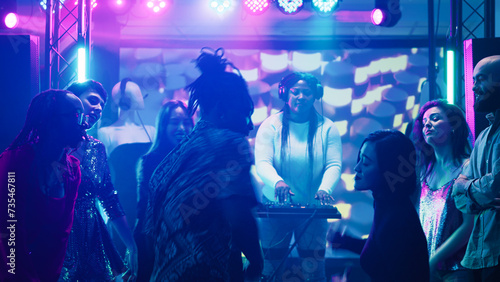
393, 113, 403, 128
333, 120, 348, 136
406, 95, 415, 110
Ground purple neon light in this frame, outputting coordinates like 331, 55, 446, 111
463, 39, 476, 143
371, 9, 383, 25
244, 0, 270, 14
4, 13, 18, 29
335, 11, 372, 23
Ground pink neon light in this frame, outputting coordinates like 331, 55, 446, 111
5, 13, 18, 29
463, 39, 476, 143
371, 9, 383, 25
244, 0, 269, 14
335, 11, 372, 23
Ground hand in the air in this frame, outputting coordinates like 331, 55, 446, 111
275, 180, 294, 203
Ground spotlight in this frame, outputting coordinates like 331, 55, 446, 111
1, 0, 17, 29
210, 0, 232, 13
4, 13, 18, 29
109, 0, 134, 14
39, 0, 66, 10
371, 8, 383, 25
146, 0, 169, 13
312, 0, 339, 16
243, 0, 270, 15
71, 0, 97, 10
372, 0, 401, 27
276, 0, 304, 15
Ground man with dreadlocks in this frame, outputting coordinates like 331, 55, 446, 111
146, 48, 263, 281
0, 90, 88, 281
255, 72, 342, 281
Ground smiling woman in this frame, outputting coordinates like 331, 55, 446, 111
58, 80, 138, 282
255, 72, 342, 281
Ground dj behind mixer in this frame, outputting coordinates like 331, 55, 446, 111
256, 202, 341, 219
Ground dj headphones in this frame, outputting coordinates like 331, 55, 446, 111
278, 73, 324, 102
119, 78, 133, 111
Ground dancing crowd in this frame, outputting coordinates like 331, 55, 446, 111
1, 49, 500, 282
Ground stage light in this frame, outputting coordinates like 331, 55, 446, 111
78, 47, 86, 82
146, 0, 169, 13
71, 0, 97, 10
371, 8, 383, 25
1, 0, 17, 29
116, 0, 123, 5
39, 0, 67, 10
4, 13, 18, 29
243, 0, 270, 15
312, 0, 339, 15
210, 0, 232, 13
372, 0, 401, 27
446, 49, 455, 104
276, 0, 303, 15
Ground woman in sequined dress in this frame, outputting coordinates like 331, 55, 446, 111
58, 80, 138, 281
413, 99, 474, 281
134, 100, 193, 281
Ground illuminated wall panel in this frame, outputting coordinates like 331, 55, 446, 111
117, 46, 444, 238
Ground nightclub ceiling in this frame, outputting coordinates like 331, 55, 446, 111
12, 0, 456, 45
117, 0, 451, 42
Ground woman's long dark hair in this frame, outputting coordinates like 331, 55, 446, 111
279, 72, 322, 181
8, 90, 73, 150
146, 100, 192, 156
412, 99, 471, 179
360, 130, 417, 198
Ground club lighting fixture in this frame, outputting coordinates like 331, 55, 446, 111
312, 0, 339, 15
276, 0, 304, 15
4, 13, 18, 29
243, 0, 270, 15
210, 0, 232, 14
371, 8, 383, 25
147, 0, 169, 13
372, 0, 401, 27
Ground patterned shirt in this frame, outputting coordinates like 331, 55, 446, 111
147, 120, 258, 281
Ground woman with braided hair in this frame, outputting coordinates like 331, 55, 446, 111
255, 72, 342, 281
146, 48, 263, 281
0, 90, 87, 281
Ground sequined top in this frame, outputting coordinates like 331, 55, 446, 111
59, 136, 126, 281
419, 178, 466, 271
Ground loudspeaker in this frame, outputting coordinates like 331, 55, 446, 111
0, 35, 40, 151
463, 37, 500, 140
278, 73, 323, 101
